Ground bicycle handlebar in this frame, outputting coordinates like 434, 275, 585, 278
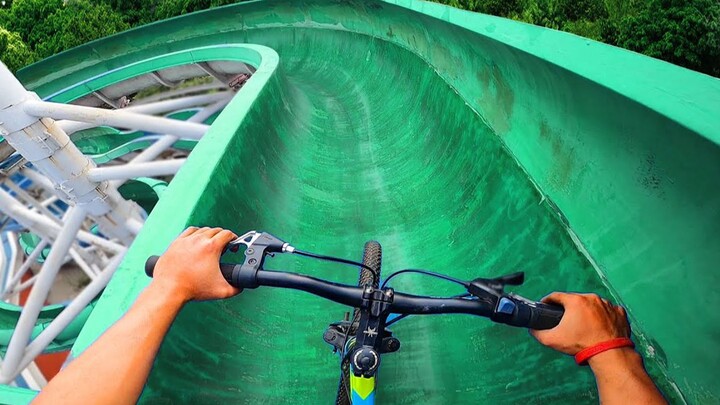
145, 255, 563, 330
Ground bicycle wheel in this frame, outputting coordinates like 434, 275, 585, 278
335, 241, 382, 405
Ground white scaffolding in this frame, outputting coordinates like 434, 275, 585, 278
0, 60, 237, 385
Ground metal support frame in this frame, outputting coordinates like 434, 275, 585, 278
0, 180, 125, 254
14, 252, 125, 377
150, 71, 179, 88
133, 82, 226, 105
0, 59, 235, 384
196, 62, 232, 85
0, 207, 86, 381
23, 100, 208, 140
127, 96, 231, 167
1, 239, 48, 299
88, 159, 185, 182
58, 91, 229, 135
92, 90, 128, 109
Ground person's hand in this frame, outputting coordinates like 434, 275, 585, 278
530, 292, 630, 355
152, 226, 241, 302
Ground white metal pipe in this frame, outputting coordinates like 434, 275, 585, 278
0, 188, 61, 244
5, 108, 141, 242
88, 159, 185, 182
126, 218, 144, 236
0, 207, 86, 380
58, 91, 230, 134
125, 92, 229, 114
2, 239, 48, 298
14, 252, 125, 378
21, 169, 57, 197
127, 96, 231, 166
134, 82, 226, 105
24, 100, 208, 140
6, 273, 38, 297
0, 63, 36, 130
0, 232, 19, 301
0, 187, 124, 253
40, 196, 58, 207
19, 361, 47, 390
0, 234, 8, 294
4, 180, 60, 225
126, 134, 179, 165
69, 248, 98, 280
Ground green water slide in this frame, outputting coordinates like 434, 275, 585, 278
11, 0, 719, 403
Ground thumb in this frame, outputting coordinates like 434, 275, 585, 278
541, 292, 574, 306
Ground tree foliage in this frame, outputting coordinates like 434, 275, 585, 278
31, 0, 129, 59
438, 0, 719, 77
612, 0, 720, 77
0, 0, 718, 78
0, 27, 35, 72
99, 0, 155, 26
153, 0, 242, 20
2, 0, 63, 49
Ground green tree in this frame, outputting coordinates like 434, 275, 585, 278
100, 0, 157, 27
154, 0, 242, 21
2, 0, 63, 48
602, 0, 642, 21
32, 0, 129, 59
0, 27, 37, 72
556, 0, 606, 21
434, 0, 520, 17
615, 0, 720, 77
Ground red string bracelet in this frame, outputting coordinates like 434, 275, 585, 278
574, 337, 635, 366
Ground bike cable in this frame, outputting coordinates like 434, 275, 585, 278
294, 249, 379, 281
381, 269, 469, 289
385, 293, 474, 327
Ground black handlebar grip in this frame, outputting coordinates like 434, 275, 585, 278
144, 255, 236, 285
145, 255, 160, 277
527, 302, 565, 330
219, 264, 236, 285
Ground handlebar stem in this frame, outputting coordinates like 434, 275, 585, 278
352, 286, 395, 377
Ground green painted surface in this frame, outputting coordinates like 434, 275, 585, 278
7, 0, 718, 403
0, 385, 37, 404
17, 233, 51, 263
119, 178, 169, 214
0, 302, 96, 355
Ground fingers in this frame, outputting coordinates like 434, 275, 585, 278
179, 226, 199, 237
193, 226, 215, 236
212, 229, 238, 245
227, 286, 242, 297
188, 227, 236, 241
188, 227, 239, 253
541, 292, 574, 305
202, 227, 225, 239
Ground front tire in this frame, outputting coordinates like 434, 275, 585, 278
335, 241, 382, 405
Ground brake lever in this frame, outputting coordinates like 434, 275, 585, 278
225, 231, 295, 289
227, 230, 296, 253
466, 271, 526, 299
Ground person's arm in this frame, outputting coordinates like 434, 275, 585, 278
531, 292, 666, 405
31, 226, 240, 405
